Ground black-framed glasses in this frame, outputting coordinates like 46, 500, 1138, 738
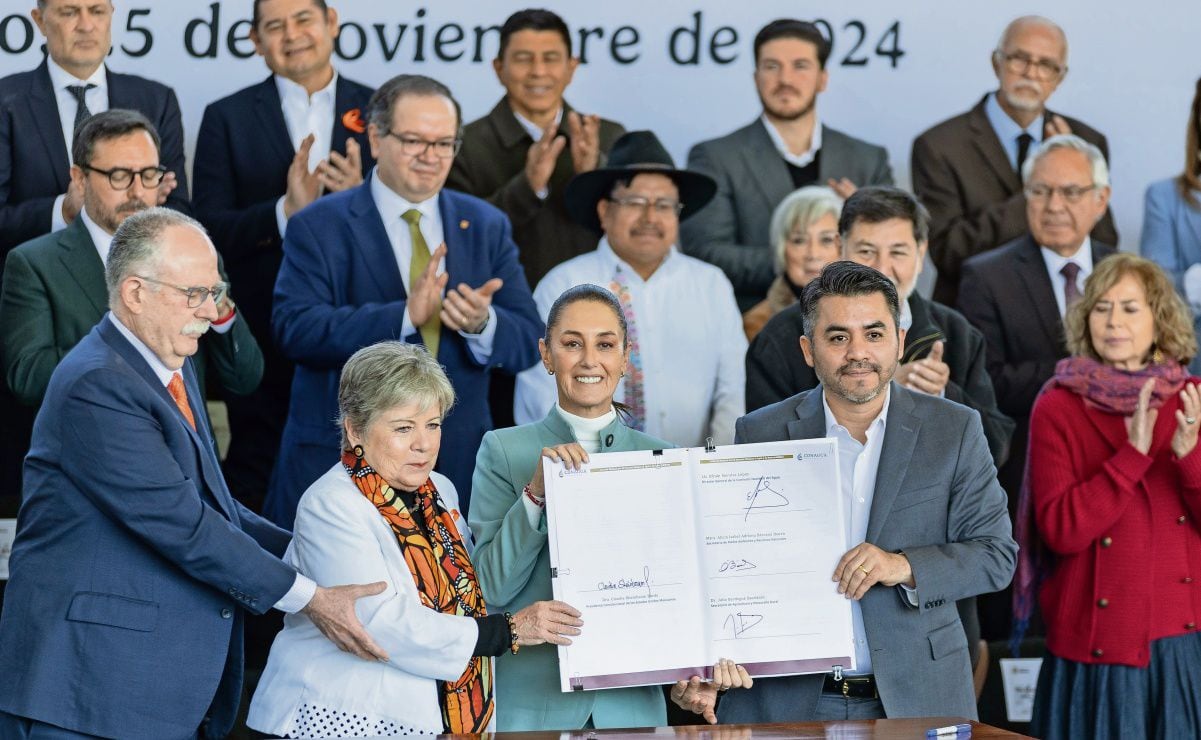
999, 52, 1064, 80
80, 164, 168, 190
381, 131, 462, 159
608, 195, 684, 216
136, 275, 229, 308
1024, 183, 1097, 203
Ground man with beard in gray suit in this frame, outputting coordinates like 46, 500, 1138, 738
682, 19, 893, 312
697, 261, 1015, 722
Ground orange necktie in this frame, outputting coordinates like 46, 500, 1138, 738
167, 372, 197, 431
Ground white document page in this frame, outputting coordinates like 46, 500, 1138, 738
545, 449, 709, 691
697, 439, 855, 675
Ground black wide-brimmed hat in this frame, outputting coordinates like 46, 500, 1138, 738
564, 130, 717, 232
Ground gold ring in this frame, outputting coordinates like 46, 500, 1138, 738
858, 565, 871, 575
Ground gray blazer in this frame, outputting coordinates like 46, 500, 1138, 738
718, 383, 1015, 722
681, 119, 893, 310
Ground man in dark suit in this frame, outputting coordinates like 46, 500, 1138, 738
703, 262, 1015, 722
912, 15, 1117, 307
1, 110, 261, 414
682, 19, 893, 312
193, 0, 375, 505
958, 134, 1115, 639
0, 207, 388, 740
448, 9, 625, 289
0, 0, 187, 256
267, 74, 542, 527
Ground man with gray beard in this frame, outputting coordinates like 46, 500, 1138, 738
911, 15, 1117, 307
0, 109, 263, 415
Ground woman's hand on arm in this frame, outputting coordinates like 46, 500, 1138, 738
526, 443, 590, 499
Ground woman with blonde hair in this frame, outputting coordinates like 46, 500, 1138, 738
1015, 253, 1201, 738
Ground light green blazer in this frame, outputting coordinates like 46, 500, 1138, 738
469, 407, 669, 731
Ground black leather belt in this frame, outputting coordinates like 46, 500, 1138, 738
822, 674, 878, 698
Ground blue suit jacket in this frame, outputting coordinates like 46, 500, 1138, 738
0, 60, 190, 256
266, 180, 542, 527
192, 74, 375, 339
0, 317, 295, 739
1140, 178, 1201, 374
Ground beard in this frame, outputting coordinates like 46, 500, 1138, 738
816, 357, 897, 405
1000, 83, 1045, 114
86, 193, 150, 234
759, 86, 817, 122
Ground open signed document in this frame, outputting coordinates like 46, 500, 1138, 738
543, 439, 855, 691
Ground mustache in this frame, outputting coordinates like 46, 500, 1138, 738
838, 360, 881, 375
116, 199, 149, 214
182, 320, 211, 337
772, 85, 800, 96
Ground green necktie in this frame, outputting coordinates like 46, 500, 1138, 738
402, 209, 441, 358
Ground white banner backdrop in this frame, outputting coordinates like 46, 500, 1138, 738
2, 0, 1198, 262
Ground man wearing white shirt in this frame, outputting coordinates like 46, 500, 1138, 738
681, 19, 892, 312
268, 74, 541, 527
193, 0, 375, 503
958, 134, 1114, 638
0, 207, 389, 739
513, 130, 746, 447
0, 0, 188, 255
712, 260, 1015, 722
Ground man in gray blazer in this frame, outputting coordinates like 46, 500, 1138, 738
682, 19, 893, 311
714, 261, 1015, 721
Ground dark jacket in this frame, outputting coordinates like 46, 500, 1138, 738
447, 97, 625, 288
746, 292, 1014, 467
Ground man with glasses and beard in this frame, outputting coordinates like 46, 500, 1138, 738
912, 15, 1118, 307
1, 110, 262, 432
681, 19, 892, 312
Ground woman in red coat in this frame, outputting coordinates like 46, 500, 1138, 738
1018, 253, 1201, 739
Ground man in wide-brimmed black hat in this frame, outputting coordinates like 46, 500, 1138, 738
513, 130, 748, 451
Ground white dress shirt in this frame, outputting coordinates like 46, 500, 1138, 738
1039, 238, 1094, 317
369, 170, 497, 362
822, 386, 918, 676
107, 313, 312, 612
761, 112, 823, 167
823, 388, 888, 675
273, 71, 338, 236
47, 59, 108, 232
514, 237, 746, 447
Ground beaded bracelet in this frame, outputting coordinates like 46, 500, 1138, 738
523, 483, 545, 508
504, 611, 519, 654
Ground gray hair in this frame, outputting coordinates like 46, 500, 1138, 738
1022, 133, 1110, 188
337, 341, 456, 450
106, 207, 209, 308
365, 74, 462, 137
994, 15, 1068, 61
769, 186, 843, 274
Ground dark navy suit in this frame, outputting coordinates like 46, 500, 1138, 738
0, 317, 295, 739
266, 178, 542, 527
0, 60, 189, 255
192, 74, 375, 505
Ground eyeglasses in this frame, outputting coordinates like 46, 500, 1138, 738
1024, 184, 1097, 203
136, 275, 229, 308
80, 165, 168, 190
608, 196, 684, 216
382, 132, 462, 159
999, 52, 1064, 80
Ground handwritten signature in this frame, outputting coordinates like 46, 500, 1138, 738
723, 611, 764, 638
743, 476, 789, 520
718, 558, 757, 573
597, 565, 653, 597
